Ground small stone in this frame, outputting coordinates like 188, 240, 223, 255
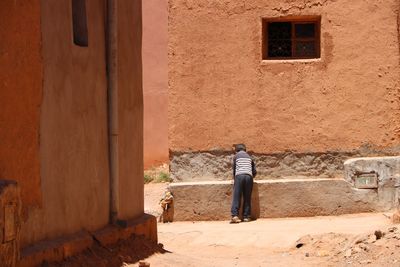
366, 234, 376, 243
374, 230, 384, 240
317, 250, 329, 257
359, 243, 370, 252
305, 252, 310, 257
354, 235, 366, 244
295, 235, 313, 249
360, 260, 372, 264
388, 227, 397, 233
344, 249, 352, 257
385, 232, 395, 239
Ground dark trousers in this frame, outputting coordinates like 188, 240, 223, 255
231, 174, 253, 218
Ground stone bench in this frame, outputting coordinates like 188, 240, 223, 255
168, 178, 394, 221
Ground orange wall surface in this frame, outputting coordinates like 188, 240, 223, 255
168, 0, 400, 154
143, 0, 169, 169
0, 0, 43, 207
117, 0, 144, 219
1, 0, 145, 248
21, 0, 110, 246
18, 0, 144, 247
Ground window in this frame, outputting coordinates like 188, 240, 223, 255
262, 18, 320, 60
72, 0, 88, 47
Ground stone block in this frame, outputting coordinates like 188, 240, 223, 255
62, 231, 93, 258
19, 231, 92, 267
92, 225, 121, 247
93, 214, 157, 247
344, 156, 400, 210
344, 156, 400, 185
18, 240, 64, 267
169, 179, 391, 221
19, 214, 157, 266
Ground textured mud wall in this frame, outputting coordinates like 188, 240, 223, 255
170, 147, 400, 181
21, 0, 110, 247
117, 0, 144, 220
0, 0, 43, 207
1, 0, 145, 249
143, 0, 169, 169
169, 0, 400, 179
168, 0, 400, 153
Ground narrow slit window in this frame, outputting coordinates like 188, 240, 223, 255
262, 18, 320, 60
72, 0, 88, 47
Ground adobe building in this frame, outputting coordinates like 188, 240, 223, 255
0, 0, 155, 266
168, 0, 400, 181
143, 0, 169, 169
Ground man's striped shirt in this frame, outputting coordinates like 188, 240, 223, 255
235, 157, 252, 176
233, 151, 256, 177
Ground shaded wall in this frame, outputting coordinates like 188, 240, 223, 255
143, 0, 169, 169
117, 0, 144, 220
21, 0, 110, 247
20, 0, 144, 247
168, 0, 400, 179
0, 0, 43, 207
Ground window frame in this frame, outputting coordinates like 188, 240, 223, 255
262, 16, 321, 60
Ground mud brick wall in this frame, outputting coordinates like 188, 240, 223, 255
168, 0, 400, 180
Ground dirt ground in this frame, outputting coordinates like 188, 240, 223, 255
45, 235, 166, 267
137, 183, 400, 267
49, 183, 400, 266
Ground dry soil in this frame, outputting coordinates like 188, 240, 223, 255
49, 183, 400, 266
138, 183, 400, 267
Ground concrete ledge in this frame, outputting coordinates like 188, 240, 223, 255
18, 214, 157, 267
93, 214, 157, 246
169, 179, 393, 221
344, 156, 400, 185
18, 231, 92, 267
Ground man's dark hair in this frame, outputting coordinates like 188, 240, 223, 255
235, 144, 246, 152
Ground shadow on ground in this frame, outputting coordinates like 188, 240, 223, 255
44, 236, 169, 267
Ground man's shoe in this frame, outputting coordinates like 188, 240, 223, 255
243, 217, 252, 222
230, 216, 241, 224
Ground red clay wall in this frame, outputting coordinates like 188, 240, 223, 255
117, 0, 144, 220
20, 0, 145, 247
169, 0, 400, 154
0, 0, 43, 207
143, 0, 169, 169
1, 0, 145, 249
21, 0, 111, 247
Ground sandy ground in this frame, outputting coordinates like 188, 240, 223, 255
51, 183, 399, 266
135, 183, 399, 267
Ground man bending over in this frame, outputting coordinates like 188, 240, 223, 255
231, 144, 257, 223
